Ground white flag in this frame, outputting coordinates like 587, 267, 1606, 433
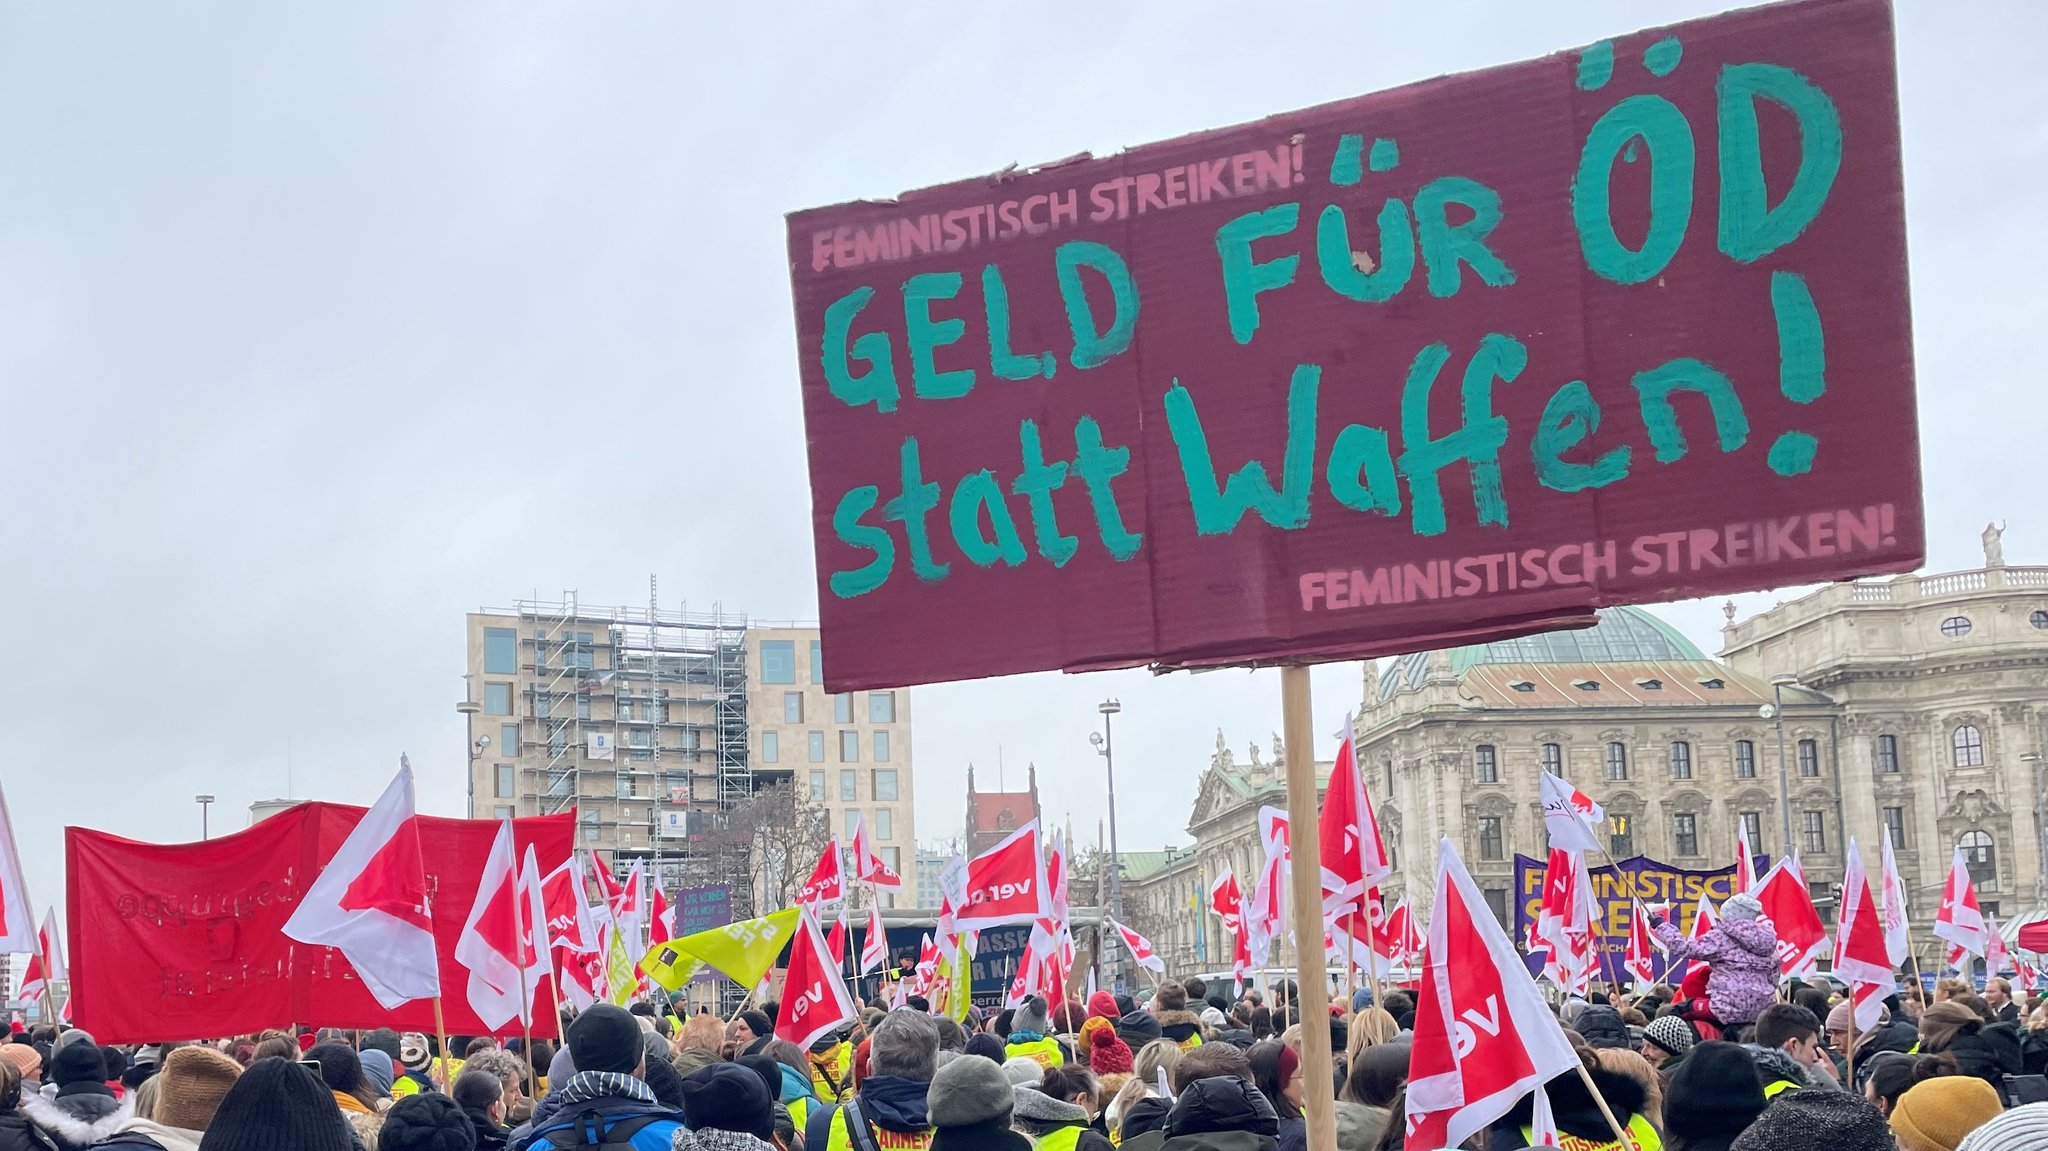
1538, 772, 1605, 854
1879, 833, 1912, 966
0, 783, 35, 952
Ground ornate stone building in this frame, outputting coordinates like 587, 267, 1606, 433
1121, 535, 2048, 974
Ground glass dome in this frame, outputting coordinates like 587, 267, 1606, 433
1379, 606, 1706, 700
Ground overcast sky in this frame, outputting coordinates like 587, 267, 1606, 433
2, 1, 2042, 917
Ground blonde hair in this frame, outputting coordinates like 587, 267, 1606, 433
1347, 1008, 1400, 1061
132, 1075, 161, 1122
1936, 977, 1970, 1002
674, 1012, 725, 1055
1590, 1048, 1662, 1129
1133, 1039, 1182, 1089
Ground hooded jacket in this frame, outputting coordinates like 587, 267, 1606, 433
1156, 1011, 1205, 1048
17, 1093, 129, 1151
1941, 1020, 2025, 1091
1013, 1087, 1114, 1151
0, 1114, 57, 1151
1118, 1094, 1175, 1151
1159, 1077, 1279, 1151
1486, 1061, 1651, 1150
1850, 1018, 1919, 1087
1653, 915, 1780, 1027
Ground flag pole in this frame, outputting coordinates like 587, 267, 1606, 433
518, 959, 535, 1095
1573, 1060, 1634, 1146
1845, 996, 1858, 1086
1280, 665, 1338, 1151
432, 996, 453, 1090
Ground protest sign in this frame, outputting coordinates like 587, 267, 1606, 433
785, 0, 1919, 691
1512, 852, 1766, 979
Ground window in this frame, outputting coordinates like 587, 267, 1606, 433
839, 770, 857, 802
484, 628, 518, 674
783, 693, 803, 724
762, 731, 779, 764
810, 640, 825, 684
1483, 888, 1511, 929
1802, 811, 1827, 854
1698, 677, 1726, 690
2032, 610, 2048, 630
1954, 725, 1985, 767
1475, 745, 1498, 784
1940, 615, 1973, 638
1477, 817, 1503, 860
1610, 814, 1634, 858
761, 641, 797, 684
835, 695, 854, 724
1674, 813, 1698, 857
840, 731, 861, 762
494, 804, 515, 821
573, 631, 594, 670
1574, 680, 1601, 692
1797, 738, 1820, 777
616, 774, 633, 800
1669, 741, 1693, 780
1884, 806, 1907, 849
1636, 679, 1663, 691
884, 846, 901, 874
618, 699, 636, 723
873, 731, 891, 762
808, 770, 826, 801
1740, 811, 1762, 849
876, 808, 894, 841
1961, 830, 1997, 890
500, 724, 520, 757
869, 692, 897, 723
844, 810, 860, 840
576, 695, 592, 721
495, 764, 514, 798
630, 747, 653, 763
1877, 734, 1900, 774
1735, 740, 1756, 779
485, 682, 513, 716
808, 732, 826, 763
1541, 743, 1563, 776
1606, 742, 1629, 781
874, 768, 899, 802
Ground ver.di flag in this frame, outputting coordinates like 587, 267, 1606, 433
1537, 773, 1604, 855
1934, 846, 1986, 958
1113, 919, 1166, 974
796, 840, 845, 910
1833, 839, 1895, 1031
955, 819, 1047, 930
1880, 834, 1912, 966
453, 823, 550, 1030
1755, 856, 1830, 976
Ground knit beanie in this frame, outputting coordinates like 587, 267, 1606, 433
1891, 1075, 2004, 1151
1723, 893, 1765, 922
1958, 1101, 2048, 1150
155, 1046, 243, 1132
379, 1092, 478, 1151
357, 1050, 395, 1098
1730, 1089, 1893, 1151
197, 1058, 355, 1151
50, 1042, 105, 1087
734, 1054, 784, 1103
1643, 1015, 1698, 1059
1013, 996, 1051, 1037
1828, 1000, 1890, 1031
399, 1033, 433, 1072
1664, 1040, 1766, 1143
1089, 1027, 1133, 1075
677, 1063, 775, 1141
1572, 1005, 1630, 1050
929, 1052, 1015, 1127
1003, 1057, 1044, 1087
737, 1010, 775, 1041
1088, 991, 1121, 1020
568, 1004, 644, 1075
0, 1044, 39, 1080
965, 1033, 1006, 1064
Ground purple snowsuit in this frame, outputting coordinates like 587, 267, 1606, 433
1654, 914, 1780, 1027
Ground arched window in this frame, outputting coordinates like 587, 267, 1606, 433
1953, 725, 1985, 768
1961, 830, 1997, 890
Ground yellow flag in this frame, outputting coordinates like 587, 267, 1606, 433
605, 924, 637, 1006
668, 908, 801, 989
638, 942, 707, 993
942, 944, 970, 1023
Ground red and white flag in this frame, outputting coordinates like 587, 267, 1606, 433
1735, 824, 1760, 894
1319, 718, 1392, 919
1834, 839, 1896, 1031
454, 821, 550, 1030
281, 761, 440, 1009
647, 878, 672, 948
1668, 891, 1719, 983
613, 861, 647, 951
911, 932, 939, 995
1528, 849, 1595, 995
850, 814, 904, 892
1406, 838, 1580, 1151
540, 856, 599, 955
1113, 919, 1166, 974
1880, 834, 1912, 967
15, 909, 63, 1006
1984, 913, 2014, 978
860, 901, 889, 977
588, 851, 625, 911
1211, 868, 1254, 991
1622, 901, 1656, 988
1537, 773, 1605, 855
824, 909, 848, 967
1934, 846, 1986, 959
796, 839, 846, 910
777, 908, 858, 1050
1379, 896, 1425, 967
1754, 856, 1830, 976
955, 820, 1047, 930
0, 783, 35, 952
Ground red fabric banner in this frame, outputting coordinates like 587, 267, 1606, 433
67, 803, 572, 1043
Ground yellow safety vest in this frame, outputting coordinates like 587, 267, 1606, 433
1006, 1036, 1065, 1068
1035, 1127, 1086, 1151
1520, 1113, 1661, 1151
1177, 1032, 1205, 1052
812, 1044, 852, 1101
1763, 1078, 1801, 1099
824, 1107, 935, 1151
787, 1095, 809, 1134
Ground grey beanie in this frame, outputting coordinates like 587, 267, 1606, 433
1002, 1057, 1044, 1087
1958, 1101, 2048, 1150
1723, 893, 1764, 921
1012, 1086, 1089, 1124
1013, 996, 1051, 1036
928, 1052, 1016, 1128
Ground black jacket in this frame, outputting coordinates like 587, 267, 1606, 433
1488, 1062, 1650, 1150
1850, 1019, 1919, 1087
1944, 1022, 2025, 1091
2023, 1028, 2048, 1076
1164, 1077, 1278, 1147
463, 1107, 510, 1151
0, 1115, 57, 1151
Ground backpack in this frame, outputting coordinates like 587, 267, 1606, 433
535, 1108, 667, 1151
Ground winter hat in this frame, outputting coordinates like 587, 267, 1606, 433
380, 1092, 478, 1151
0, 1044, 40, 1079
1891, 1074, 2004, 1151
1351, 988, 1373, 1012
155, 1046, 243, 1132
1643, 1015, 1698, 1059
1571, 1005, 1631, 1049
197, 1058, 354, 1151
1154, 982, 1188, 1013
1199, 1007, 1227, 1029
1730, 1089, 1893, 1151
928, 1052, 1016, 1127
1115, 1010, 1162, 1049
677, 1063, 775, 1140
1088, 1027, 1133, 1075
737, 1010, 775, 1040
640, 1049, 688, 1111
1166, 1076, 1280, 1137
1013, 1085, 1090, 1125
965, 1033, 1007, 1063
1002, 1056, 1044, 1087
568, 1004, 644, 1075
546, 1043, 577, 1087
1664, 1040, 1767, 1145
1958, 1101, 2048, 1150
1723, 893, 1765, 922
399, 1033, 433, 1071
357, 1050, 395, 1097
1013, 996, 1052, 1036
1088, 991, 1121, 1020
51, 1041, 106, 1087
1827, 1000, 1890, 1032
51, 1028, 95, 1055
1113, 994, 1136, 1016
734, 1054, 784, 1103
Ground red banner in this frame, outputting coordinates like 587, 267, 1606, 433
66, 803, 573, 1043
785, 0, 1920, 691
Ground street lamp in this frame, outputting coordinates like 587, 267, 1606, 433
458, 680, 484, 819
2023, 752, 2046, 902
1091, 699, 1125, 991
195, 795, 215, 841
1763, 674, 1800, 857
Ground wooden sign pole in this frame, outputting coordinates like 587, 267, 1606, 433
1281, 666, 1338, 1151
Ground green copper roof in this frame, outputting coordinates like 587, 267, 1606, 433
1380, 606, 1709, 700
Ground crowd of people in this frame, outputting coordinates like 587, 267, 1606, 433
7, 971, 2048, 1151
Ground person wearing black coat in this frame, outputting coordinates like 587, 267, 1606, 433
0, 1059, 58, 1151
1159, 1077, 1278, 1151
1487, 1052, 1653, 1151
1920, 1001, 2024, 1093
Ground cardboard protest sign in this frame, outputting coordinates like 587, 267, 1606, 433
786, 0, 1920, 691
